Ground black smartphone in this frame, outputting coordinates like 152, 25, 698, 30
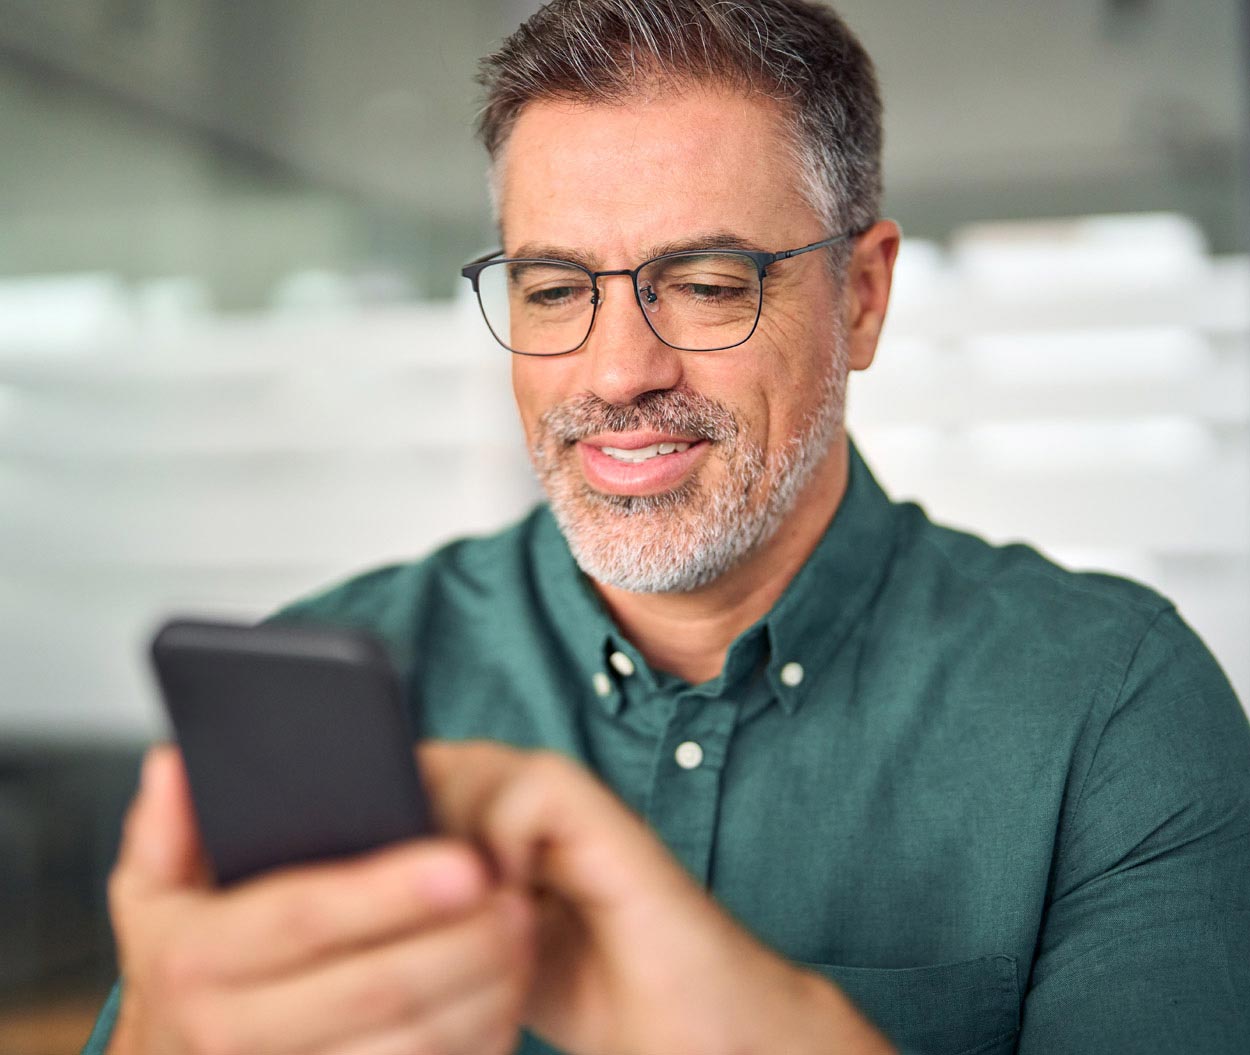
150, 618, 434, 886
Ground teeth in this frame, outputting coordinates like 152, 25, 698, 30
601, 441, 691, 464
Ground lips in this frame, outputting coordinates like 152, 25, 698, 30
577, 433, 709, 495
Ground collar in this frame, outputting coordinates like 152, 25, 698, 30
529, 506, 624, 709
529, 436, 900, 717
756, 437, 900, 714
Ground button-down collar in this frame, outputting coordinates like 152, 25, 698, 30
757, 440, 900, 714
531, 438, 900, 716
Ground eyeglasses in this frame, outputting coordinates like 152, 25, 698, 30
459, 231, 858, 357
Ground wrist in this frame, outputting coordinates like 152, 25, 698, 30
784, 969, 898, 1055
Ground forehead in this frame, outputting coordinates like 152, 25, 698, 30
495, 85, 819, 254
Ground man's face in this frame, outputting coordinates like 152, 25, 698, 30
498, 85, 850, 593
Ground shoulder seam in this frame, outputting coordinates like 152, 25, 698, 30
1067, 602, 1178, 822
910, 526, 1169, 620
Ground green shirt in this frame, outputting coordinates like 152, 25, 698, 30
83, 442, 1250, 1055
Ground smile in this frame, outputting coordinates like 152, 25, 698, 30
576, 437, 709, 497
599, 442, 692, 464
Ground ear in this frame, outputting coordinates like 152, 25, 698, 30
844, 220, 901, 372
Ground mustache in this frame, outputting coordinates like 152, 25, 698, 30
537, 389, 740, 445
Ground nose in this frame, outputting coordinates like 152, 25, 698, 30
581, 275, 684, 406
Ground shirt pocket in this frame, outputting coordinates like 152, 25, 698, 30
802, 953, 1019, 1055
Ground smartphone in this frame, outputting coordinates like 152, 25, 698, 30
150, 618, 434, 886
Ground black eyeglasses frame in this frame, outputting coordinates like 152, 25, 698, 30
459, 229, 862, 357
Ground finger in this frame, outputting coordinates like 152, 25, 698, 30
418, 740, 526, 841
489, 753, 671, 904
198, 887, 533, 1055
172, 837, 491, 982
420, 740, 604, 886
328, 971, 527, 1055
423, 741, 686, 910
112, 744, 211, 901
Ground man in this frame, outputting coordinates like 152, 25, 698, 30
85, 2, 1250, 1053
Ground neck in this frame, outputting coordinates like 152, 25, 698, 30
592, 435, 851, 684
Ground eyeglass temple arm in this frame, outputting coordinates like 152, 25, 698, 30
773, 229, 862, 263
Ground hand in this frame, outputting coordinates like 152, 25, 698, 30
106, 745, 534, 1055
420, 740, 895, 1055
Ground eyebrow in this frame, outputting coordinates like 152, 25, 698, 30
507, 231, 769, 269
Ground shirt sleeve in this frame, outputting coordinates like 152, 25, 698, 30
1017, 606, 1250, 1053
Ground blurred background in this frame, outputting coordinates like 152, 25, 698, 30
1, 0, 1247, 1048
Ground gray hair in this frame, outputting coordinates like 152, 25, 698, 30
476, 0, 883, 244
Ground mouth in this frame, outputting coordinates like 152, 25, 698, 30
599, 440, 693, 464
575, 432, 710, 496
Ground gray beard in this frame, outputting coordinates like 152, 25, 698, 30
530, 354, 846, 595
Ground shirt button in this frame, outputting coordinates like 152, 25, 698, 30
674, 741, 704, 770
592, 671, 612, 698
609, 651, 635, 677
780, 661, 805, 687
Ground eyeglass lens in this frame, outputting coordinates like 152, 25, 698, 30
474, 252, 763, 355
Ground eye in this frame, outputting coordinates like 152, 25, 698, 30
642, 253, 758, 306
682, 281, 750, 302
506, 262, 592, 311
663, 274, 753, 304
515, 275, 594, 312
527, 285, 581, 306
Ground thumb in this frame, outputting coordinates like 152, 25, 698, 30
115, 743, 211, 895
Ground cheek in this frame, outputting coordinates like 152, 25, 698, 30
753, 271, 843, 374
755, 296, 835, 369
511, 357, 578, 445
736, 319, 834, 441
510, 360, 542, 446
677, 356, 777, 453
